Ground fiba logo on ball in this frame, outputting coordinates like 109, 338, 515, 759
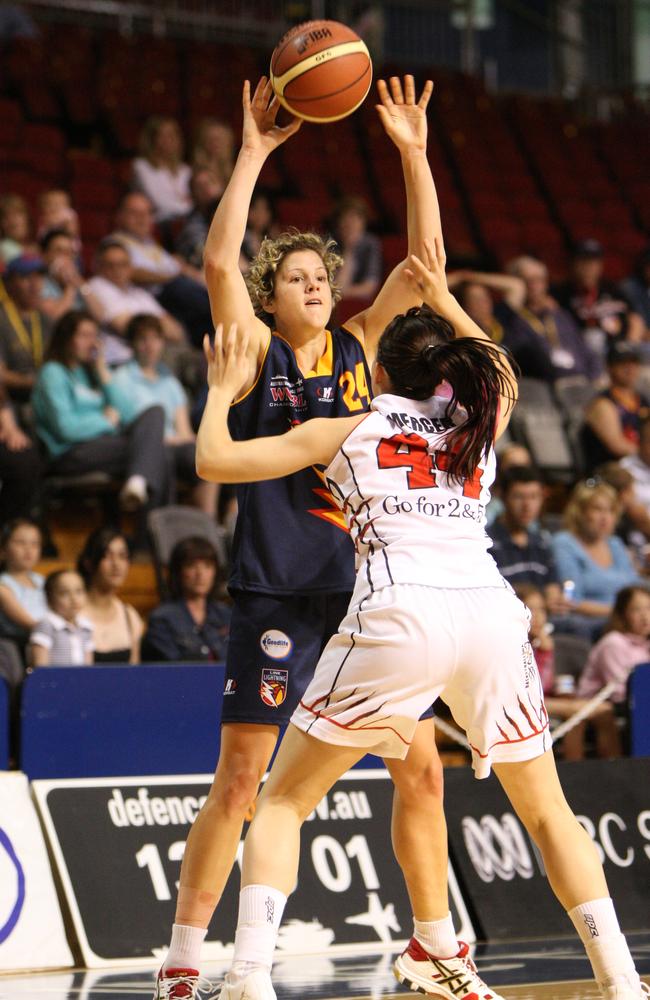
260, 629, 293, 660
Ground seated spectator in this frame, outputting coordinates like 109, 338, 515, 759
552, 480, 642, 640
0, 254, 52, 402
77, 527, 143, 663
28, 569, 93, 667
132, 116, 192, 224
112, 313, 218, 514
31, 309, 169, 511
0, 194, 36, 264
112, 192, 211, 347
36, 189, 81, 251
516, 583, 620, 760
38, 227, 85, 322
241, 188, 278, 268
577, 584, 650, 709
553, 239, 644, 365
82, 238, 183, 363
506, 255, 600, 381
175, 168, 224, 270
142, 536, 230, 662
329, 196, 382, 302
450, 269, 554, 378
0, 384, 43, 522
0, 519, 46, 654
595, 461, 650, 570
621, 414, 650, 510
192, 118, 235, 189
581, 341, 650, 474
486, 441, 532, 524
488, 466, 566, 615
620, 245, 650, 332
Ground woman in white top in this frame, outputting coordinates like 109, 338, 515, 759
132, 116, 192, 223
194, 240, 645, 1000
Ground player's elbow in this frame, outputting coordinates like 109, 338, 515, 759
203, 251, 231, 280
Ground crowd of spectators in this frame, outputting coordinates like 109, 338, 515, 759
0, 107, 649, 768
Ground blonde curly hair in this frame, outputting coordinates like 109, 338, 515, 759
245, 229, 343, 322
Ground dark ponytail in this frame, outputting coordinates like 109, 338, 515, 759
376, 305, 517, 485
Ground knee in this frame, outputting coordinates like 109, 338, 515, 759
209, 763, 264, 819
394, 751, 445, 807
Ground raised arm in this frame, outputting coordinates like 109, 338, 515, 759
346, 75, 438, 362
196, 325, 365, 483
406, 239, 519, 436
203, 79, 301, 391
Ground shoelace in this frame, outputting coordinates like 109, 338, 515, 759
158, 972, 215, 999
458, 952, 492, 995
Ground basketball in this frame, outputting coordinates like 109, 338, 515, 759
270, 20, 372, 123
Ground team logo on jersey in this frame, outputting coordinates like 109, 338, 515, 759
260, 629, 293, 660
270, 375, 306, 410
317, 386, 334, 402
260, 668, 288, 708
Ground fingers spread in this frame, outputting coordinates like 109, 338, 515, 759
404, 75, 415, 104
376, 78, 392, 106
418, 80, 434, 109
389, 76, 404, 104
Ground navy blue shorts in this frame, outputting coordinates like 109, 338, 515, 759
221, 589, 435, 727
221, 590, 353, 726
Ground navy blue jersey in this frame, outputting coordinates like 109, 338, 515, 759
228, 326, 372, 594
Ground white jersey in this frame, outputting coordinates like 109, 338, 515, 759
325, 392, 505, 601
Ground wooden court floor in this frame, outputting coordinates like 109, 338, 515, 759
1, 933, 649, 1000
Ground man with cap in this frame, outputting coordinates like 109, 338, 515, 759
581, 341, 650, 474
553, 239, 643, 368
0, 254, 52, 402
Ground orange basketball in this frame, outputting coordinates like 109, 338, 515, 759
270, 20, 372, 123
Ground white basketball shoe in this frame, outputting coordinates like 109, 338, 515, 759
599, 977, 650, 1000
218, 970, 277, 1000
394, 938, 506, 999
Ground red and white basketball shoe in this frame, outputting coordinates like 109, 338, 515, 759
394, 938, 506, 999
153, 967, 214, 999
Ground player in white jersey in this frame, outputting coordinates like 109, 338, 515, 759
196, 239, 646, 1000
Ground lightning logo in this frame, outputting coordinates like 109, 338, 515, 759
308, 466, 348, 533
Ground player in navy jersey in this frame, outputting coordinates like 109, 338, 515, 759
153, 76, 461, 1000
197, 238, 645, 1000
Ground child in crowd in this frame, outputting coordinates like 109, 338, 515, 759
28, 569, 93, 667
0, 519, 47, 652
578, 585, 650, 706
515, 583, 620, 759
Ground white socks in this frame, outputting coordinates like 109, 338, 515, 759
568, 899, 638, 988
228, 884, 287, 983
163, 922, 207, 973
414, 912, 458, 959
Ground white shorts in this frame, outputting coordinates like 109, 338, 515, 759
291, 583, 550, 778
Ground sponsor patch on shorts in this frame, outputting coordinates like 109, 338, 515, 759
224, 678, 237, 695
259, 629, 293, 661
260, 668, 288, 708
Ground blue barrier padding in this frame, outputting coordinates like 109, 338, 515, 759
20, 664, 225, 779
629, 662, 650, 757
0, 678, 9, 770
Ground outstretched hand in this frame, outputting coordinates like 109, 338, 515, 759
375, 75, 433, 154
403, 237, 449, 309
241, 77, 302, 158
204, 323, 250, 399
